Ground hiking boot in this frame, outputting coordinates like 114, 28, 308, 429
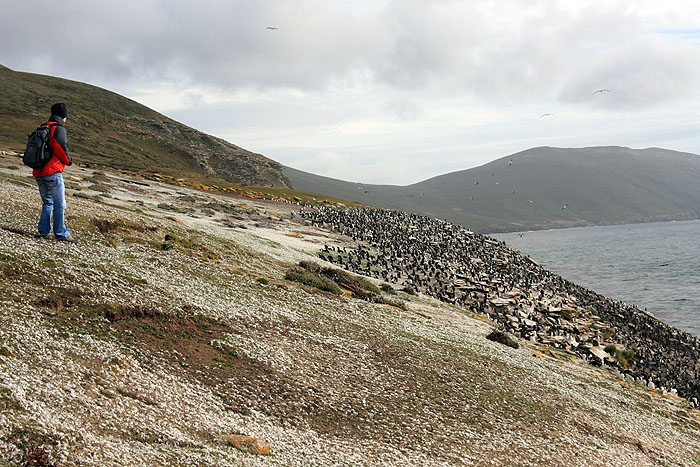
55, 236, 77, 243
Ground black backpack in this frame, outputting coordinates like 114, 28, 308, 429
23, 124, 53, 169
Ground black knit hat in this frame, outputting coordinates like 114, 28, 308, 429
51, 102, 67, 119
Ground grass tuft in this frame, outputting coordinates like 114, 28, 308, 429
286, 262, 407, 309
285, 267, 342, 294
604, 344, 636, 369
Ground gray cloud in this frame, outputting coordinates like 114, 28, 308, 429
559, 36, 700, 109
3, 0, 700, 184
2, 0, 699, 111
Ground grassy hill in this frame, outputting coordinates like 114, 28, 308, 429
285, 146, 700, 233
1, 155, 699, 465
0, 64, 291, 188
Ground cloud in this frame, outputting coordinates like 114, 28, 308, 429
3, 0, 700, 186
291, 149, 424, 185
384, 98, 426, 121
2, 0, 699, 111
559, 36, 700, 109
1, 0, 382, 91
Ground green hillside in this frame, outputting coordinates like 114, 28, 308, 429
0, 65, 291, 188
285, 146, 700, 232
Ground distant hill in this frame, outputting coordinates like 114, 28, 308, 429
0, 65, 291, 188
285, 146, 700, 232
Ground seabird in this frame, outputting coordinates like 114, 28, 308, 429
592, 89, 611, 95
540, 113, 553, 118
562, 203, 568, 210
267, 26, 278, 30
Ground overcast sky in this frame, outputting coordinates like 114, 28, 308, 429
3, 0, 700, 184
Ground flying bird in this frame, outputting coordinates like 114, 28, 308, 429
592, 89, 611, 95
266, 26, 278, 30
540, 113, 554, 118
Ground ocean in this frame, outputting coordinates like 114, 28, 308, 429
493, 219, 700, 338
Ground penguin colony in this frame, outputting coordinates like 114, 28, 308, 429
300, 205, 700, 405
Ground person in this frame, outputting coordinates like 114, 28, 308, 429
34, 102, 74, 241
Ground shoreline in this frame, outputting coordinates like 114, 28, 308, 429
494, 221, 700, 338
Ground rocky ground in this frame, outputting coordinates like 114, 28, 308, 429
0, 152, 699, 466
300, 206, 700, 404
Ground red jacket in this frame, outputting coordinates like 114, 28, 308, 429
33, 115, 72, 177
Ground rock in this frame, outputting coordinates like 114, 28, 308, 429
588, 345, 609, 363
227, 434, 272, 455
490, 298, 514, 307
648, 381, 656, 390
486, 330, 519, 349
523, 319, 537, 328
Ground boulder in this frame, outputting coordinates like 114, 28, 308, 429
588, 346, 609, 365
486, 329, 519, 349
490, 298, 514, 308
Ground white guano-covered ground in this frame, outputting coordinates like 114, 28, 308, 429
0, 156, 699, 466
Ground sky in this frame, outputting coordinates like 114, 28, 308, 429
2, 0, 700, 185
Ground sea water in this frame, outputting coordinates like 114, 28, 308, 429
493, 219, 700, 337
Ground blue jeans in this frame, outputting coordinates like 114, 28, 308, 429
35, 172, 70, 239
